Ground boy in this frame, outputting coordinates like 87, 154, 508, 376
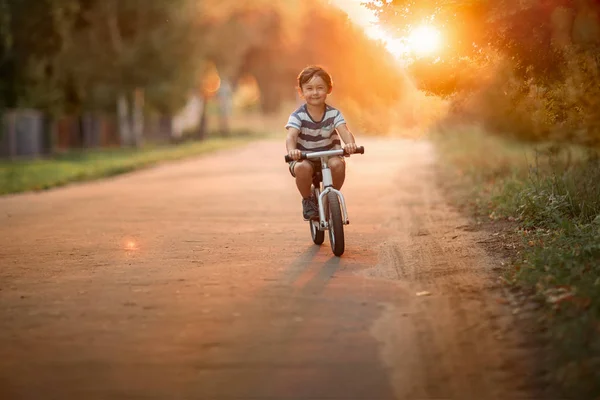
285, 65, 358, 220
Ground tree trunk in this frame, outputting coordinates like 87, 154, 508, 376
132, 88, 144, 147
196, 94, 208, 141
217, 79, 232, 137
117, 93, 132, 146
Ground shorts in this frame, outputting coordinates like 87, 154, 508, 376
288, 156, 345, 178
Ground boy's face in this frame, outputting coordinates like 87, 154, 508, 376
299, 75, 330, 107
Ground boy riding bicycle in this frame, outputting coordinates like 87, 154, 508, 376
285, 66, 358, 220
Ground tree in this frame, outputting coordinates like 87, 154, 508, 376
367, 0, 566, 95
56, 0, 202, 145
367, 0, 600, 144
1, 0, 206, 146
0, 0, 80, 113
2, 0, 417, 143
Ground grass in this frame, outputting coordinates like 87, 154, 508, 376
432, 125, 600, 399
0, 131, 264, 195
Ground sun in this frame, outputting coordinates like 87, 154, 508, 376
328, 0, 443, 59
408, 25, 442, 56
365, 23, 442, 59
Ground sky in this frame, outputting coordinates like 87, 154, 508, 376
328, 0, 378, 35
328, 0, 409, 58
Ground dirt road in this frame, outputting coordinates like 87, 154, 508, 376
0, 138, 537, 399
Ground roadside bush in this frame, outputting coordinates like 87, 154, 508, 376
433, 127, 600, 398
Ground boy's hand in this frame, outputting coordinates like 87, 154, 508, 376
344, 143, 358, 154
288, 149, 302, 161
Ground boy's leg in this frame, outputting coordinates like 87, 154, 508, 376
291, 161, 314, 198
290, 160, 319, 220
328, 156, 346, 190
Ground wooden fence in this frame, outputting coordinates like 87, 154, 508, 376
1, 110, 176, 159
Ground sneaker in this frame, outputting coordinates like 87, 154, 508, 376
302, 197, 319, 220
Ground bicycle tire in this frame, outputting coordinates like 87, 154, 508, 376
327, 191, 345, 256
310, 220, 324, 245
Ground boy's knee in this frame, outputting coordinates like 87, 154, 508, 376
328, 158, 345, 173
294, 161, 313, 178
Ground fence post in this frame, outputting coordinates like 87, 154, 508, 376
1, 111, 17, 159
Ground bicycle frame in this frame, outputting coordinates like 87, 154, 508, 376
285, 146, 364, 256
306, 150, 350, 230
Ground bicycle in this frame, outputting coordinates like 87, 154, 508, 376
285, 146, 365, 257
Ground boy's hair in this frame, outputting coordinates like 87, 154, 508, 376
297, 66, 333, 92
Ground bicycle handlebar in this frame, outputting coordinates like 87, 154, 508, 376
284, 146, 365, 163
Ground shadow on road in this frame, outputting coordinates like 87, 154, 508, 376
301, 256, 341, 295
281, 245, 321, 285
281, 243, 343, 296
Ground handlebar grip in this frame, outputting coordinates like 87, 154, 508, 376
343, 146, 365, 156
284, 152, 307, 162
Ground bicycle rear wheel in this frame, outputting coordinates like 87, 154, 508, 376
310, 220, 324, 245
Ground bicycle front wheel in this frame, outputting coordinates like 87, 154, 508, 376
310, 185, 324, 245
327, 191, 344, 257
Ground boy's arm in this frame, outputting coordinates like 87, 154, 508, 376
336, 124, 358, 154
286, 127, 302, 160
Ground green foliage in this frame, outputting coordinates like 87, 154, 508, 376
513, 149, 600, 228
407, 56, 485, 98
58, 0, 200, 114
369, 0, 566, 83
370, 0, 600, 145
1, 0, 408, 133
434, 127, 600, 398
0, 135, 261, 194
0, 0, 201, 115
0, 0, 77, 111
518, 219, 600, 397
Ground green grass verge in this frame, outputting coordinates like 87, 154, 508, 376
0, 134, 262, 195
432, 126, 600, 399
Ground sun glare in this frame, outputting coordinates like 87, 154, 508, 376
408, 25, 441, 56
124, 239, 138, 251
331, 0, 442, 59
385, 38, 407, 59
366, 25, 409, 58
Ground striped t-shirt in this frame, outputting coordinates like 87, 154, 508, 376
285, 104, 346, 152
